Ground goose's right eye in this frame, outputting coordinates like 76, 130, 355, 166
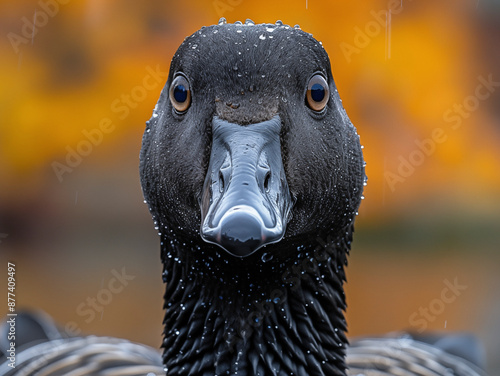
169, 75, 191, 113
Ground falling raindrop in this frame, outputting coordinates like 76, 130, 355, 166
17, 52, 23, 70
32, 10, 36, 45
385, 10, 392, 60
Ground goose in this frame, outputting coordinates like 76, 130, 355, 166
1, 19, 488, 376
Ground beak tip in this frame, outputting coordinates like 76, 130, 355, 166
201, 207, 283, 257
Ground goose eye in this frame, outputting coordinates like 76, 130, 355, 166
169, 75, 191, 113
306, 74, 329, 112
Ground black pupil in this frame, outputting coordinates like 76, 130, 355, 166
311, 83, 325, 102
173, 84, 188, 103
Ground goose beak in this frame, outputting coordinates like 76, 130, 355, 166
200, 115, 292, 257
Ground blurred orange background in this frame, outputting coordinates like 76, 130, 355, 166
1, 0, 499, 373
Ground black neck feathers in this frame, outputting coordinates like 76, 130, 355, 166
161, 225, 354, 376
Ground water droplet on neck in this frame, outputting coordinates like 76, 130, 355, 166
261, 252, 273, 262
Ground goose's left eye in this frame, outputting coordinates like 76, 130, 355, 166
306, 74, 329, 112
169, 75, 191, 113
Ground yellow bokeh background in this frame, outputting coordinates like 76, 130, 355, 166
1, 0, 499, 373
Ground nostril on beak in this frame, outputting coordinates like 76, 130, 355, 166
264, 171, 271, 193
219, 170, 225, 192
218, 165, 231, 193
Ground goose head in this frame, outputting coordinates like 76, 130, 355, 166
140, 19, 365, 376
